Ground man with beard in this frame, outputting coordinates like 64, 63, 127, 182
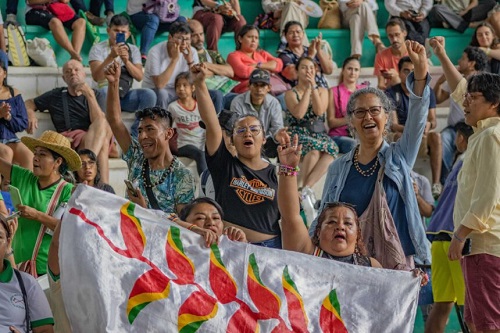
25, 60, 113, 183
105, 61, 195, 214
374, 19, 409, 90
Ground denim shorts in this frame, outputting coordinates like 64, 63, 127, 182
251, 235, 282, 249
0, 137, 20, 144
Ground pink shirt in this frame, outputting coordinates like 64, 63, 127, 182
328, 82, 367, 137
227, 50, 283, 93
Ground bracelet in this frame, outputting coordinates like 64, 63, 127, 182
188, 224, 197, 231
453, 232, 465, 243
6, 249, 14, 257
278, 164, 300, 176
187, 61, 194, 66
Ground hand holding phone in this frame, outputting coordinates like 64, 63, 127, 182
124, 180, 138, 197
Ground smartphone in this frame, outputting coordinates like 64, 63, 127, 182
462, 238, 472, 256
409, 10, 419, 17
8, 185, 22, 211
116, 32, 125, 44
124, 180, 138, 197
0, 211, 20, 223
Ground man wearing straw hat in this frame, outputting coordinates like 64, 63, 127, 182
104, 61, 195, 215
0, 130, 81, 277
25, 59, 113, 184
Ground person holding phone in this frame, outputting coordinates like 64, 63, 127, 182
0, 130, 80, 277
385, 0, 432, 45
89, 14, 156, 136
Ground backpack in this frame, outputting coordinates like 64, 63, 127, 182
142, 0, 180, 23
4, 23, 31, 67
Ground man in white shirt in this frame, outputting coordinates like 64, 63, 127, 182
89, 14, 156, 136
385, 0, 432, 45
143, 22, 223, 113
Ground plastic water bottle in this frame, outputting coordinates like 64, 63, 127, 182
301, 187, 317, 228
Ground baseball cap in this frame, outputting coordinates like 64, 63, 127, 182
249, 69, 271, 85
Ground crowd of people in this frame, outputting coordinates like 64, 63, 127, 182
0, 0, 499, 332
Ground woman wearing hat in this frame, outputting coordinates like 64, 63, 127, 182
0, 130, 81, 277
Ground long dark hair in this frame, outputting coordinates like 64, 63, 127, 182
470, 22, 499, 48
311, 202, 368, 256
338, 56, 361, 84
74, 149, 102, 185
235, 25, 259, 50
0, 60, 12, 89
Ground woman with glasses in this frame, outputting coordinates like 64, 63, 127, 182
284, 56, 338, 196
74, 149, 115, 194
309, 41, 432, 269
193, 63, 282, 249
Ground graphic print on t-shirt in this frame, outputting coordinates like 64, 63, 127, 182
230, 176, 276, 205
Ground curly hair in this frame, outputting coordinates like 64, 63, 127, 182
135, 107, 173, 129
311, 202, 368, 256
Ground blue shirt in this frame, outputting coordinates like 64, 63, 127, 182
340, 159, 415, 256
310, 73, 432, 264
386, 83, 436, 125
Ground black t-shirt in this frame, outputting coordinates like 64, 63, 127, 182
206, 141, 280, 235
34, 88, 103, 132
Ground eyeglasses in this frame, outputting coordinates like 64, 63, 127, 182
350, 106, 384, 119
401, 69, 412, 75
463, 92, 484, 103
234, 125, 262, 136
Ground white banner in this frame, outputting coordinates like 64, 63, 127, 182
60, 186, 420, 333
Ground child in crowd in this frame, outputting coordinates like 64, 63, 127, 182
168, 72, 206, 176
425, 122, 473, 333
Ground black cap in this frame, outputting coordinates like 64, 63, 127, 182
249, 68, 271, 85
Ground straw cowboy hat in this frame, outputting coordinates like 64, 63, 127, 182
21, 130, 82, 171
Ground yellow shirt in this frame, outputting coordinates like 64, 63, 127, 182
451, 77, 467, 106
453, 117, 500, 257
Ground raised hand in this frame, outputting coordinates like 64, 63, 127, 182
104, 61, 121, 84
277, 133, 302, 168
405, 40, 428, 78
429, 36, 446, 58
167, 38, 181, 60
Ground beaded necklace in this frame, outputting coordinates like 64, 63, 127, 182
141, 157, 177, 188
353, 147, 379, 177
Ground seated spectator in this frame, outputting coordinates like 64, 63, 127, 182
0, 130, 79, 277
0, 218, 55, 333
89, 14, 157, 136
428, 0, 496, 33
177, 197, 247, 246
227, 25, 283, 94
188, 19, 236, 108
25, 60, 113, 184
340, 0, 386, 58
142, 22, 223, 114
327, 56, 367, 154
0, 60, 33, 170
188, 19, 234, 78
285, 57, 338, 198
486, 4, 500, 38
277, 133, 382, 268
230, 69, 285, 158
192, 0, 246, 52
374, 19, 409, 90
432, 44, 488, 184
194, 63, 282, 248
278, 21, 334, 89
126, 0, 187, 62
105, 61, 196, 214
385, 56, 442, 197
168, 72, 207, 175
261, 0, 308, 38
74, 149, 115, 194
0, 13, 7, 67
469, 22, 500, 75
25, 0, 86, 61
425, 121, 473, 333
385, 0, 432, 45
